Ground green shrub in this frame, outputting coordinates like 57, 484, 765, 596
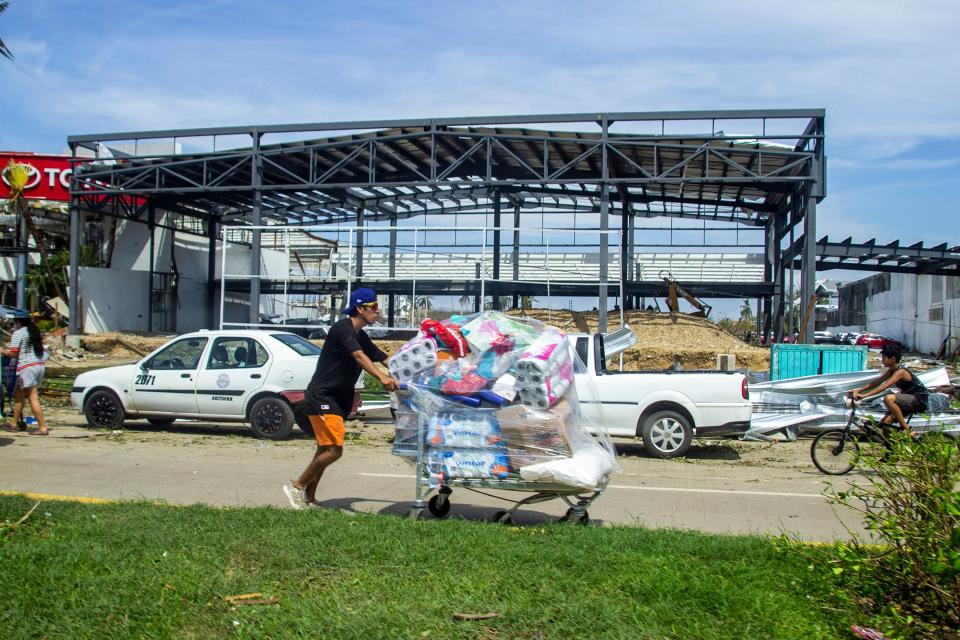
36, 319, 61, 333
812, 432, 960, 639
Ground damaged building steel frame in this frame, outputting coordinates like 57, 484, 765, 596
66, 109, 828, 339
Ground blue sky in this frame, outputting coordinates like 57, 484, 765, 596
1, 0, 958, 303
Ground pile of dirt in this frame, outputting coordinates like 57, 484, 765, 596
79, 333, 171, 359
503, 308, 770, 371
70, 308, 770, 373
375, 309, 769, 372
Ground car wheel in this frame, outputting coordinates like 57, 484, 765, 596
249, 397, 295, 440
641, 410, 693, 458
84, 389, 126, 430
147, 418, 176, 427
293, 402, 313, 435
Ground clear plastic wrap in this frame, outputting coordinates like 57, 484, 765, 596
391, 311, 617, 490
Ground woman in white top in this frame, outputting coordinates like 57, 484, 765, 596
1, 316, 49, 435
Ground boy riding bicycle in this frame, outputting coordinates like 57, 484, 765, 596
852, 342, 928, 434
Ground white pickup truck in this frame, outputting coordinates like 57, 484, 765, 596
572, 329, 752, 458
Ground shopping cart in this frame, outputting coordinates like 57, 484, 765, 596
394, 387, 609, 525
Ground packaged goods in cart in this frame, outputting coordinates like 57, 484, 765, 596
426, 411, 506, 449
496, 399, 575, 468
428, 449, 511, 483
390, 310, 617, 491
387, 335, 438, 382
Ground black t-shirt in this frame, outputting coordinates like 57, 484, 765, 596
305, 317, 387, 417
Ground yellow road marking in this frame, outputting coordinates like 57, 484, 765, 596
0, 491, 114, 504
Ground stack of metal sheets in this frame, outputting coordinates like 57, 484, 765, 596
746, 367, 959, 440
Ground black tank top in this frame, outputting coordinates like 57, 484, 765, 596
898, 367, 929, 409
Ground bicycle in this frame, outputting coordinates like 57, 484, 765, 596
810, 393, 898, 475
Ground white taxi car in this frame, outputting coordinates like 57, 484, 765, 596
70, 330, 322, 439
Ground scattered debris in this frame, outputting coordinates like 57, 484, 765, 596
1, 501, 40, 537
223, 593, 278, 606
851, 625, 889, 640
453, 612, 499, 621
749, 367, 960, 439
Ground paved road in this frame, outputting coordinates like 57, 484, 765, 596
0, 411, 866, 540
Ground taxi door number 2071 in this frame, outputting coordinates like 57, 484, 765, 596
135, 374, 156, 386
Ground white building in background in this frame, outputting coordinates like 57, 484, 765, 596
77, 216, 289, 334
831, 272, 960, 354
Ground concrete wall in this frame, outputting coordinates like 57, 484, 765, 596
863, 273, 960, 354
77, 218, 289, 333
0, 254, 39, 281
111, 217, 173, 272
78, 266, 151, 333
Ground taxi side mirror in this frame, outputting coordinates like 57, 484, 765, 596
140, 359, 152, 371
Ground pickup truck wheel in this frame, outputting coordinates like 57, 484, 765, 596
146, 418, 176, 427
641, 410, 693, 458
249, 397, 295, 440
84, 390, 125, 430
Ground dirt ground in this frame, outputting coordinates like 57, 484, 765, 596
36, 394, 812, 471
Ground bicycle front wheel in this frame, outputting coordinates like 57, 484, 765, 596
811, 430, 859, 475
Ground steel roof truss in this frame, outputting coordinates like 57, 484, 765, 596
548, 143, 602, 180
491, 137, 543, 180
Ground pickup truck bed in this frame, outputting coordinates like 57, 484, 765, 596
573, 333, 752, 458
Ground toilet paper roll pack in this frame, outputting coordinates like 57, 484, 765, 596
388, 336, 439, 381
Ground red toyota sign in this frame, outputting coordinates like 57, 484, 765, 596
0, 152, 78, 202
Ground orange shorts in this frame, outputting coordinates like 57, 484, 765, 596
308, 414, 346, 447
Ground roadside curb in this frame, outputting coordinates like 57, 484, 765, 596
0, 491, 115, 504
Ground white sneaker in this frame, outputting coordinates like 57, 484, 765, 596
283, 483, 307, 510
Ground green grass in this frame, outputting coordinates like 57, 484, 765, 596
0, 495, 851, 640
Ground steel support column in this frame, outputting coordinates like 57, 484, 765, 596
512, 204, 520, 309
800, 187, 817, 343
249, 132, 263, 326
492, 191, 501, 310
773, 210, 788, 343
762, 219, 774, 342
627, 209, 637, 310
68, 194, 81, 335
356, 206, 365, 280
147, 201, 156, 333
388, 212, 397, 326
787, 192, 803, 335
206, 217, 218, 329
598, 116, 610, 333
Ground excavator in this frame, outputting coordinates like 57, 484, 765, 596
659, 271, 712, 319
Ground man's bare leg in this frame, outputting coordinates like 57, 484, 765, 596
294, 445, 343, 503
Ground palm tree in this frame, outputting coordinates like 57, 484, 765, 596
0, 2, 12, 61
458, 293, 472, 311
408, 295, 432, 323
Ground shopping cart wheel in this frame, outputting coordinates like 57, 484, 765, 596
427, 494, 451, 518
491, 510, 513, 525
559, 509, 590, 525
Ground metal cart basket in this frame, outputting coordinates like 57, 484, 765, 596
395, 394, 609, 525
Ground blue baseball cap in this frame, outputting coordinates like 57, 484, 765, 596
342, 287, 378, 316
